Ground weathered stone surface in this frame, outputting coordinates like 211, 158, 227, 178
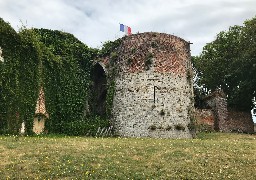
196, 108, 254, 133
195, 109, 214, 126
33, 87, 48, 134
35, 87, 48, 118
112, 72, 193, 138
203, 90, 254, 133
33, 117, 46, 134
227, 111, 254, 133
104, 32, 194, 138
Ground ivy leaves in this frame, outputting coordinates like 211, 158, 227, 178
0, 18, 114, 135
30, 28, 95, 134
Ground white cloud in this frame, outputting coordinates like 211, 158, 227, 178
0, 0, 256, 55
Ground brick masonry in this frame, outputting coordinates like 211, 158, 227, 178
198, 90, 254, 133
195, 109, 214, 126
103, 32, 194, 138
227, 111, 254, 133
196, 108, 254, 133
205, 91, 228, 131
35, 86, 48, 118
33, 87, 48, 134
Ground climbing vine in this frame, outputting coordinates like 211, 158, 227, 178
31, 28, 95, 134
0, 18, 40, 134
99, 39, 122, 57
106, 80, 116, 118
0, 17, 120, 136
100, 39, 121, 119
0, 18, 100, 135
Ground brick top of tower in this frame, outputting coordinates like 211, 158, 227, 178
100, 32, 191, 75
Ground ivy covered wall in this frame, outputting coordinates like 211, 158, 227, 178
32, 28, 95, 134
0, 18, 40, 134
0, 18, 110, 135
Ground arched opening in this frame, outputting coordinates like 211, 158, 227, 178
90, 63, 107, 116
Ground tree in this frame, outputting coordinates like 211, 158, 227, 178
193, 16, 256, 111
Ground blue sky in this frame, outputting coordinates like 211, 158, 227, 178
1, 0, 256, 56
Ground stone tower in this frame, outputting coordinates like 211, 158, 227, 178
97, 32, 194, 138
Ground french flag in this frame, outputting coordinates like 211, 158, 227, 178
120, 24, 131, 35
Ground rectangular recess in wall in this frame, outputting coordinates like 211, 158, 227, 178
154, 86, 156, 104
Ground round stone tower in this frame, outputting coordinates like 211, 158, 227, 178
100, 32, 194, 138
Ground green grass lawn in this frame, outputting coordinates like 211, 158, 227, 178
0, 133, 255, 179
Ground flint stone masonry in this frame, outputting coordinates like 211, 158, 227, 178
205, 90, 228, 131
227, 111, 254, 133
104, 32, 194, 138
112, 72, 193, 138
203, 90, 254, 133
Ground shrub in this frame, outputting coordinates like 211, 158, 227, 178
159, 109, 165, 116
60, 116, 111, 136
144, 52, 153, 70
188, 122, 196, 132
127, 58, 133, 65
148, 125, 157, 131
151, 41, 157, 48
196, 124, 214, 133
166, 126, 172, 131
175, 124, 186, 131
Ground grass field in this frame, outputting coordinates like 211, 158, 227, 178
0, 133, 255, 179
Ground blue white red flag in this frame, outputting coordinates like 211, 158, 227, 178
120, 24, 131, 35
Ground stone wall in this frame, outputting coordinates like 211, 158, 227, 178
33, 117, 46, 134
33, 87, 48, 134
194, 109, 214, 126
109, 32, 194, 138
112, 72, 193, 138
198, 90, 254, 133
115, 32, 191, 74
195, 108, 254, 133
226, 111, 254, 133
205, 90, 227, 131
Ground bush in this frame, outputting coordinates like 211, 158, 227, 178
148, 125, 157, 131
166, 126, 172, 131
159, 109, 165, 116
175, 124, 186, 131
196, 124, 214, 133
59, 116, 111, 136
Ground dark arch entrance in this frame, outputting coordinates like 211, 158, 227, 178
90, 63, 107, 116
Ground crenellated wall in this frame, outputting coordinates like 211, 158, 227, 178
105, 32, 194, 138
